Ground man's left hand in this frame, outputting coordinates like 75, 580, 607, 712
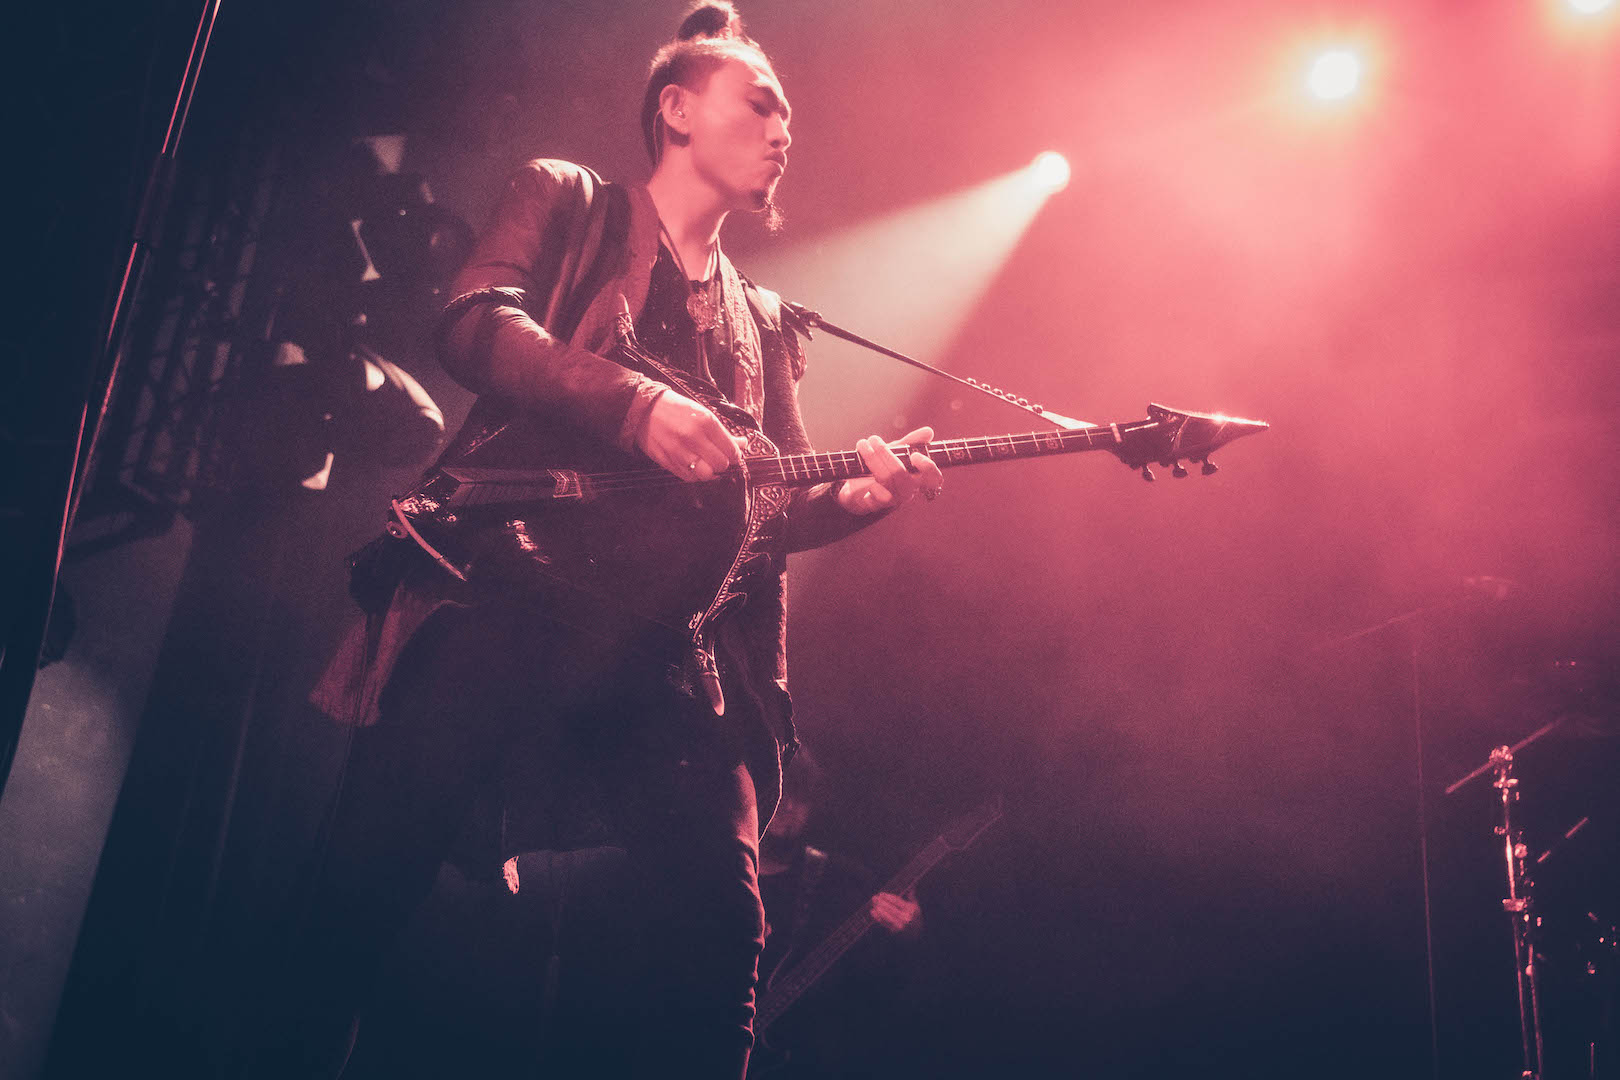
835, 426, 944, 515
869, 890, 923, 937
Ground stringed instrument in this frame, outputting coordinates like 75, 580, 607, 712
746, 798, 1003, 1077
388, 332, 1268, 702
755, 797, 1004, 1036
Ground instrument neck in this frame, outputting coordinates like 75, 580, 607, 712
746, 426, 1124, 488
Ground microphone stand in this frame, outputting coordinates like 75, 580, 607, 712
1314, 579, 1530, 1080
1448, 739, 1555, 1080
1318, 600, 1454, 1080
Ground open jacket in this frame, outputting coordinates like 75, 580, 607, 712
310, 159, 878, 839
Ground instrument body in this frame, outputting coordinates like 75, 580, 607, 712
394, 339, 790, 694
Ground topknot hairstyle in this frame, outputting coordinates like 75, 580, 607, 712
640, 2, 773, 163
677, 0, 745, 40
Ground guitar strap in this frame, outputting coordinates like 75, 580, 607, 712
741, 277, 808, 385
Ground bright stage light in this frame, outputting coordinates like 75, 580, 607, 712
1030, 151, 1071, 193
1306, 49, 1362, 101
1567, 0, 1614, 12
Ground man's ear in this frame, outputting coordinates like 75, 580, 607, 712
659, 83, 691, 140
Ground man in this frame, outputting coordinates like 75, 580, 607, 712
280, 4, 943, 1078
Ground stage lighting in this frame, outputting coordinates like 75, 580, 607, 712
746, 163, 1061, 444
1567, 0, 1614, 12
1306, 49, 1362, 101
1030, 151, 1071, 193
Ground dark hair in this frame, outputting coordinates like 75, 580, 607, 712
640, 2, 773, 163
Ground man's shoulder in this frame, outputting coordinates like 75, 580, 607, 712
518, 157, 604, 184
734, 270, 811, 380
736, 271, 815, 339
502, 158, 610, 206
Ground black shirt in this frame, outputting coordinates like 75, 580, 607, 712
634, 244, 736, 403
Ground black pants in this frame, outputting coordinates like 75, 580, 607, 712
248, 603, 765, 1079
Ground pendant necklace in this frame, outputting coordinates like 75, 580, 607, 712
659, 223, 721, 335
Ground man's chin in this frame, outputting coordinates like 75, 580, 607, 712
749, 189, 785, 234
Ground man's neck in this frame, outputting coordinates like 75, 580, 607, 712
646, 161, 728, 279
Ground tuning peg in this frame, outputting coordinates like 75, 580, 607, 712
1200, 458, 1218, 476
1172, 462, 1189, 479
1140, 465, 1155, 482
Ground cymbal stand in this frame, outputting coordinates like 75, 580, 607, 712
1491, 744, 1547, 1079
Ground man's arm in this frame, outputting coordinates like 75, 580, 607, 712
774, 427, 940, 553
758, 296, 941, 552
438, 160, 657, 448
438, 160, 741, 478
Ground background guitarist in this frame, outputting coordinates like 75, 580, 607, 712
755, 749, 925, 1077
268, 3, 943, 1078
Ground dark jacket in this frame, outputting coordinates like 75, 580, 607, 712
311, 159, 875, 834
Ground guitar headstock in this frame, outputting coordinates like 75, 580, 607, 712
1108, 403, 1269, 481
940, 795, 1004, 850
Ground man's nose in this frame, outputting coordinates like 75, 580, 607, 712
770, 117, 791, 151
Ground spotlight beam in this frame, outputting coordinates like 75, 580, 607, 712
745, 164, 1065, 445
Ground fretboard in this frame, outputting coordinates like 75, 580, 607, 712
746, 424, 1125, 489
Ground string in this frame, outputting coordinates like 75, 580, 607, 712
455, 426, 1120, 503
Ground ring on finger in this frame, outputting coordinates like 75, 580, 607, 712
688, 460, 699, 472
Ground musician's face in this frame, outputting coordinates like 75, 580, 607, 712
685, 56, 791, 212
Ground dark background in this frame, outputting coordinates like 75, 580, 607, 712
3, 1, 1617, 1077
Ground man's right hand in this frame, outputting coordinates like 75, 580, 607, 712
635, 390, 744, 481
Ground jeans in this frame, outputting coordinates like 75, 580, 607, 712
246, 602, 765, 1079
